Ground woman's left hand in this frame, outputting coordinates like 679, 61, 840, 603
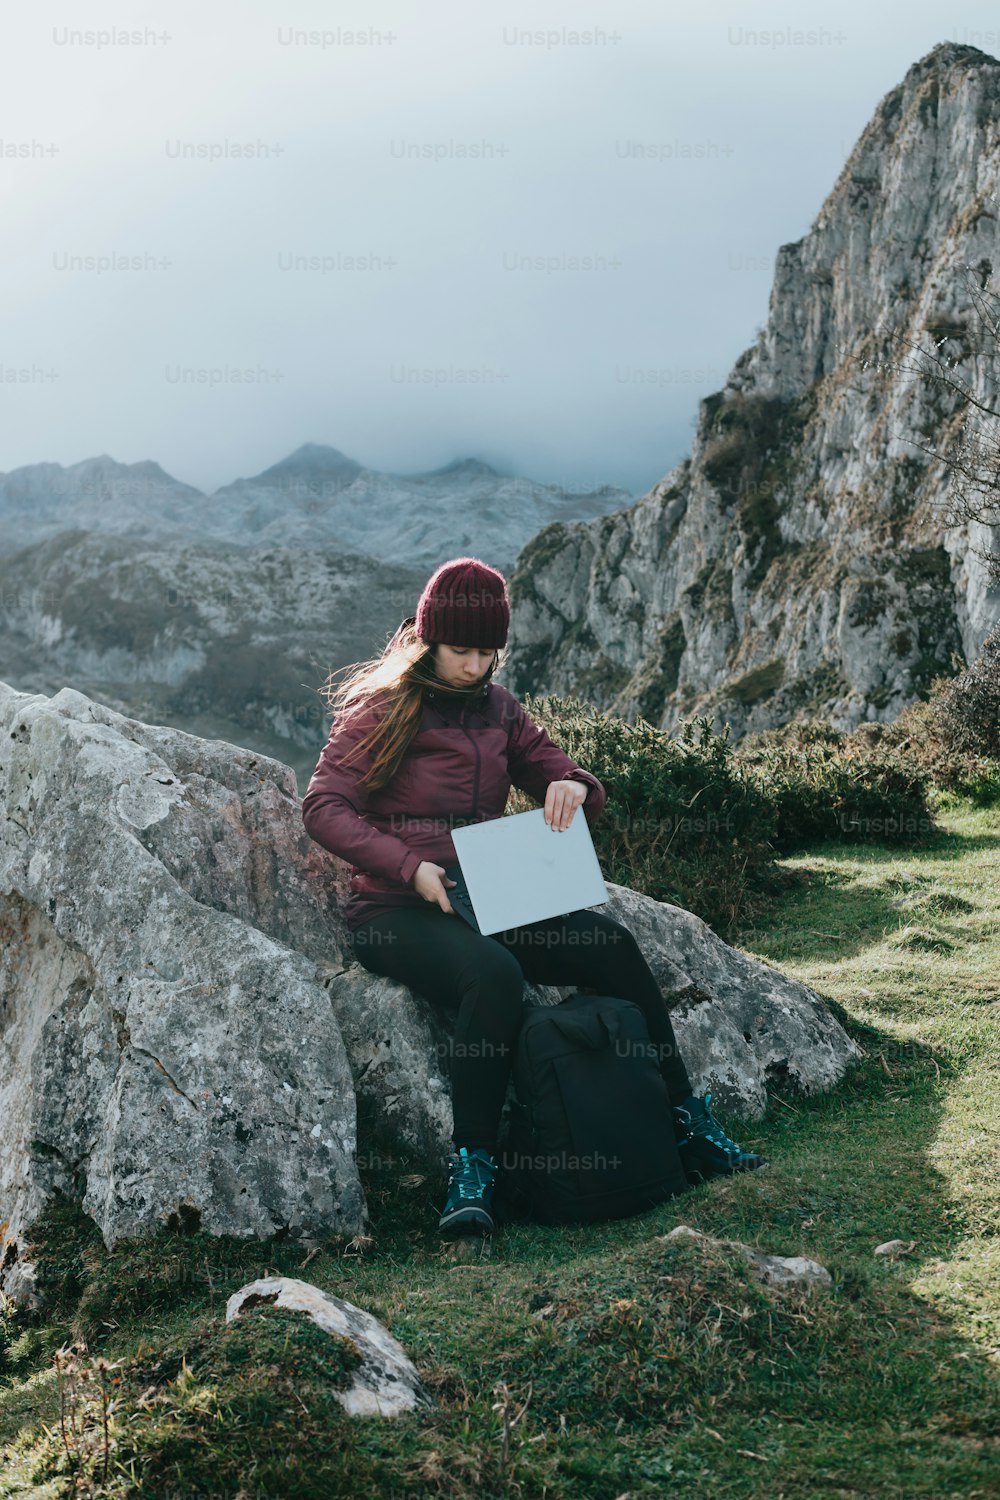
544, 779, 589, 831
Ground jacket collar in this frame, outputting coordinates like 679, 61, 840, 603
424, 681, 491, 705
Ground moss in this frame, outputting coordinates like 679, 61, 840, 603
847, 177, 881, 211
738, 485, 782, 589
767, 538, 830, 590
510, 641, 554, 694
560, 617, 599, 657
887, 456, 927, 518
509, 522, 573, 619
918, 75, 940, 125
725, 656, 786, 706
586, 655, 633, 701
701, 390, 814, 494
782, 659, 850, 714
700, 393, 793, 492
682, 565, 708, 612
189, 1301, 365, 1393
705, 564, 735, 623
20, 1194, 106, 1324
683, 560, 735, 626
697, 389, 818, 591
923, 318, 968, 344
846, 577, 893, 630
896, 548, 963, 700
899, 546, 952, 585
701, 429, 750, 488
628, 612, 687, 723
877, 78, 905, 132
515, 520, 570, 576
912, 650, 963, 697
556, 617, 630, 701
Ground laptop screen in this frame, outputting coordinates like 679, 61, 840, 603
450, 807, 608, 935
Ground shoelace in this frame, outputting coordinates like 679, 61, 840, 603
676, 1091, 743, 1156
448, 1148, 496, 1200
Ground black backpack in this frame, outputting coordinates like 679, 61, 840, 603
495, 993, 691, 1226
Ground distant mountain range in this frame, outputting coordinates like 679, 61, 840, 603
0, 444, 633, 574
0, 530, 431, 789
0, 446, 634, 786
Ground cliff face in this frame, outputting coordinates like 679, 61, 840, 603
507, 43, 1000, 738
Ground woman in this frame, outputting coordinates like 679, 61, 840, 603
302, 556, 765, 1237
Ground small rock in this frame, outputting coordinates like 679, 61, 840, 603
444, 1234, 493, 1264
874, 1239, 917, 1258
660, 1224, 832, 1293
527, 1290, 554, 1311
528, 1290, 556, 1319
743, 1249, 833, 1291
227, 1276, 432, 1417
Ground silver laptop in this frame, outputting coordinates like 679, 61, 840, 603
448, 807, 608, 935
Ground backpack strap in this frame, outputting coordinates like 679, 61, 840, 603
544, 1003, 623, 1050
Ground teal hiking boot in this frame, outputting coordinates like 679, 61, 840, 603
439, 1146, 498, 1237
672, 1091, 767, 1183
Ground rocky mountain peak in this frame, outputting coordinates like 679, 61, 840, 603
507, 42, 1000, 741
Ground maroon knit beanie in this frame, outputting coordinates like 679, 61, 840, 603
415, 556, 510, 648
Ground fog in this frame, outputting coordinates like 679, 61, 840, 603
2, 1, 993, 497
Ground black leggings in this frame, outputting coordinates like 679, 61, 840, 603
348, 903, 694, 1155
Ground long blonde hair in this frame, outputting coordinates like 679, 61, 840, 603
318, 616, 511, 792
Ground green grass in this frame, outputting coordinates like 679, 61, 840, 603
2, 794, 999, 1498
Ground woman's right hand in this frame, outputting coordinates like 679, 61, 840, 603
413, 861, 457, 914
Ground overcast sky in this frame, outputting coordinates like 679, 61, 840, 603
2, 3, 996, 498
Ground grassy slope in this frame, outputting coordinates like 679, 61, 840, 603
1, 793, 998, 1499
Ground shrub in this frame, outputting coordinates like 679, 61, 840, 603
849, 664, 1000, 806
514, 686, 983, 933
736, 718, 936, 851
513, 693, 778, 933
930, 627, 1000, 760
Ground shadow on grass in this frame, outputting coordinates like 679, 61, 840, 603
732, 824, 998, 966
3, 809, 998, 1497
346, 1025, 1000, 1497
2, 1022, 997, 1499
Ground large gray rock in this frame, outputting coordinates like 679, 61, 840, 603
506, 43, 1000, 739
328, 880, 860, 1159
601, 883, 859, 1112
0, 679, 858, 1307
0, 680, 365, 1309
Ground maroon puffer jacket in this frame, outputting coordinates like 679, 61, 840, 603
301, 679, 607, 930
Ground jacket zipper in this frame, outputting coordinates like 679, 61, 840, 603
460, 702, 481, 817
